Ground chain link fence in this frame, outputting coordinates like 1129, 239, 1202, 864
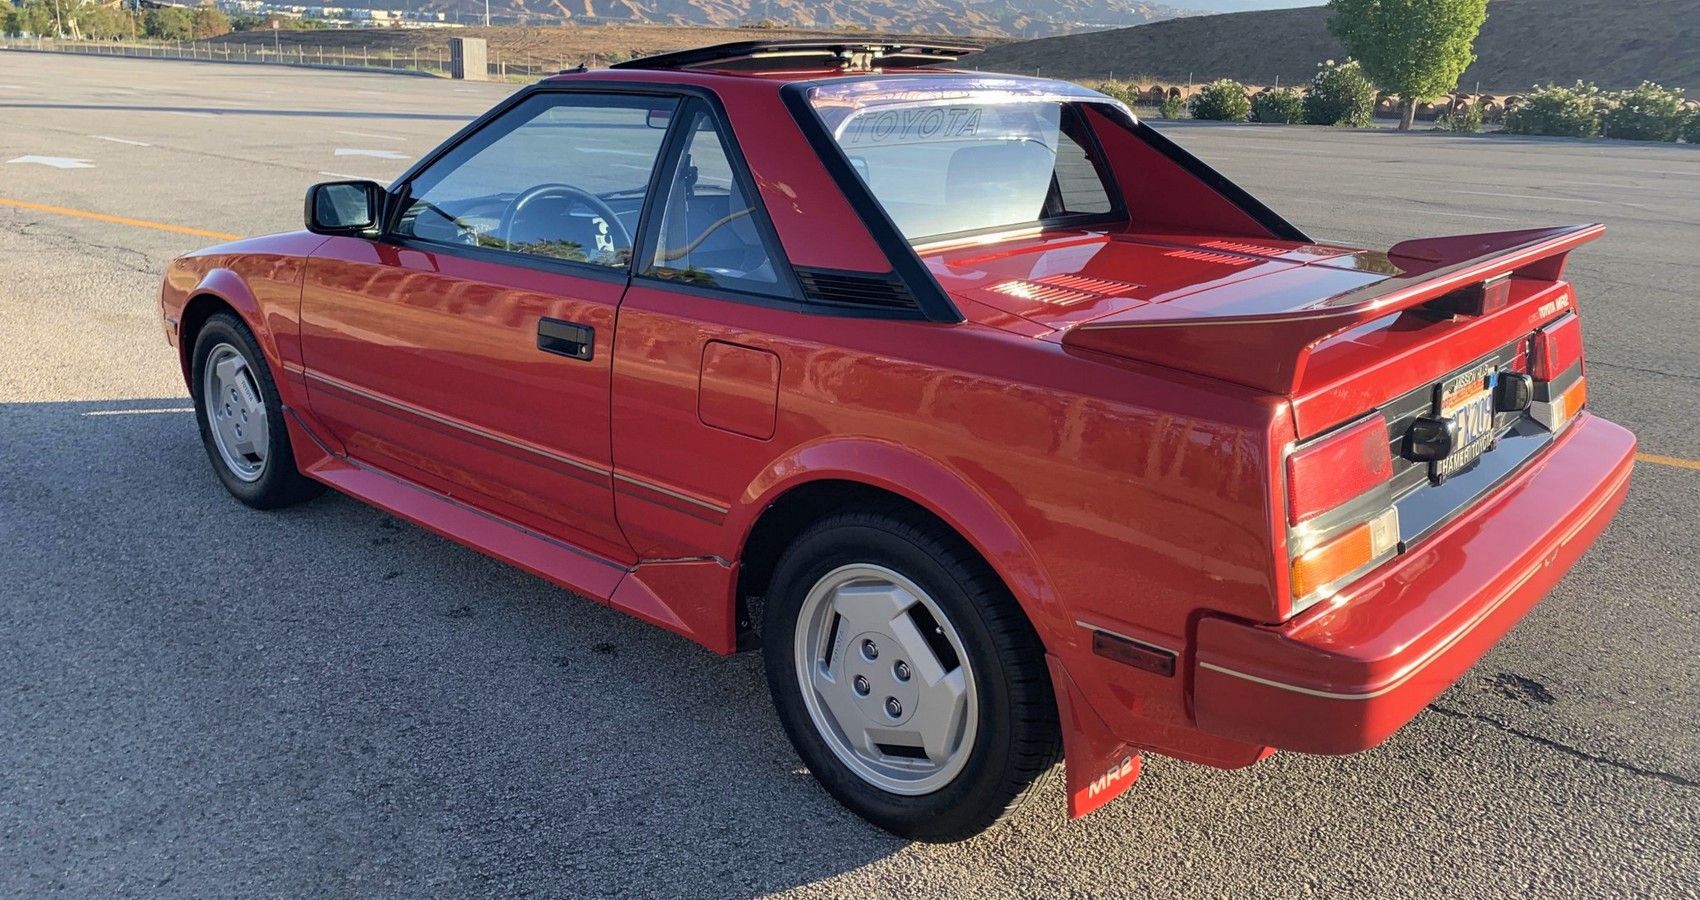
0, 36, 574, 80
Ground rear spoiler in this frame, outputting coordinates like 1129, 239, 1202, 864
1060, 224, 1605, 395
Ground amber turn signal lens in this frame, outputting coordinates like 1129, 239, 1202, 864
1550, 377, 1587, 433
1291, 507, 1400, 601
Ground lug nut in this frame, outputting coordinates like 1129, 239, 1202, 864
852, 675, 870, 696
884, 697, 903, 718
893, 661, 912, 682
861, 639, 878, 660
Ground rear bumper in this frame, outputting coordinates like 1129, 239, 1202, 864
1192, 412, 1635, 754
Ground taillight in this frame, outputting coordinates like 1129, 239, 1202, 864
1285, 417, 1392, 526
1291, 508, 1400, 600
1532, 313, 1586, 434
1533, 314, 1582, 381
1283, 415, 1401, 615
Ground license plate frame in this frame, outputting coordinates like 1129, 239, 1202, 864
1432, 362, 1500, 483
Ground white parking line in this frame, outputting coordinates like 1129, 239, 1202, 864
335, 129, 405, 142
91, 135, 152, 147
1410, 209, 1517, 222
318, 170, 384, 180
81, 407, 193, 417
335, 148, 409, 160
7, 155, 95, 169
1449, 190, 1605, 205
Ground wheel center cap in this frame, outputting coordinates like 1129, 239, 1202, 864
845, 630, 920, 727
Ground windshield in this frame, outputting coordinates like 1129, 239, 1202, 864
805, 77, 1124, 243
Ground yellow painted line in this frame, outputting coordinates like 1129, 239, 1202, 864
1638, 453, 1700, 472
0, 197, 240, 241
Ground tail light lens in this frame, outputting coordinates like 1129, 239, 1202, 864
1286, 416, 1393, 526
1283, 415, 1401, 615
1532, 313, 1586, 434
1545, 376, 1588, 434
1291, 508, 1400, 599
1533, 314, 1582, 381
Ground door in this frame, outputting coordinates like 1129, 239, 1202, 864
299, 90, 680, 562
611, 99, 807, 559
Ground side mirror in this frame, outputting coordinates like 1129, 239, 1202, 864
304, 180, 385, 235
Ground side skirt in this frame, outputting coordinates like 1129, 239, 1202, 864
285, 408, 628, 603
283, 407, 740, 653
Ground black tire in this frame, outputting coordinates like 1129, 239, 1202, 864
190, 312, 323, 510
762, 506, 1060, 842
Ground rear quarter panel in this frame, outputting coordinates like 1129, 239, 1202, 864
612, 283, 1289, 751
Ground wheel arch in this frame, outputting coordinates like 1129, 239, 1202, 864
729, 440, 1069, 652
175, 270, 271, 389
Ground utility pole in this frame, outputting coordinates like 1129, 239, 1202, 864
483, 0, 489, 28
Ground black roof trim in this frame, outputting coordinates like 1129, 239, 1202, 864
610, 40, 979, 73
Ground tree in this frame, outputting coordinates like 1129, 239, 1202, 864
1327, 0, 1489, 130
189, 5, 228, 38
12, 0, 55, 35
143, 5, 191, 39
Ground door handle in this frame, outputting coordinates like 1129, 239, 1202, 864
537, 317, 594, 361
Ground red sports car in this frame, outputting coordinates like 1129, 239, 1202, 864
160, 41, 1635, 841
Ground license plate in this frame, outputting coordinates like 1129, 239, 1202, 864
1433, 363, 1499, 483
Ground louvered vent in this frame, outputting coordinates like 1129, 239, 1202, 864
1164, 248, 1256, 266
1200, 239, 1277, 256
989, 280, 1096, 306
795, 268, 921, 313
1036, 273, 1144, 295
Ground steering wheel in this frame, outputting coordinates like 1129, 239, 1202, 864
497, 183, 632, 254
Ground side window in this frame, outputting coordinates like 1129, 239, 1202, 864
643, 104, 788, 297
394, 93, 678, 268
1052, 109, 1115, 216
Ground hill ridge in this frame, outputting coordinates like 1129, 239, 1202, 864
965, 0, 1700, 93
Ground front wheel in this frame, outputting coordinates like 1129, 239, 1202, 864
762, 508, 1060, 842
190, 312, 323, 509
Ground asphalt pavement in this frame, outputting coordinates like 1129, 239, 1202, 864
1, 52, 1697, 899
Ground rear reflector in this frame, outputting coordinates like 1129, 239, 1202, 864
1091, 630, 1177, 677
1534, 313, 1583, 381
1291, 507, 1400, 600
1286, 416, 1394, 526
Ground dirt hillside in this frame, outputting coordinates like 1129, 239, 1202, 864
962, 0, 1700, 93
210, 24, 1005, 69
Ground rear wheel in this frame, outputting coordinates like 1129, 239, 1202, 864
190, 312, 323, 509
762, 508, 1059, 842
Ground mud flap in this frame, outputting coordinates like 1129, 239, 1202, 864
1046, 654, 1141, 819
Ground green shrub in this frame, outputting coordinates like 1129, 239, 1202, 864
1189, 79, 1251, 121
1251, 88, 1305, 124
1437, 104, 1483, 132
1100, 80, 1147, 108
1685, 111, 1700, 144
1503, 82, 1604, 137
1158, 94, 1187, 119
1601, 82, 1688, 142
1304, 59, 1375, 126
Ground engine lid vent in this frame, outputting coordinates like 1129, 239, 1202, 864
796, 267, 922, 314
